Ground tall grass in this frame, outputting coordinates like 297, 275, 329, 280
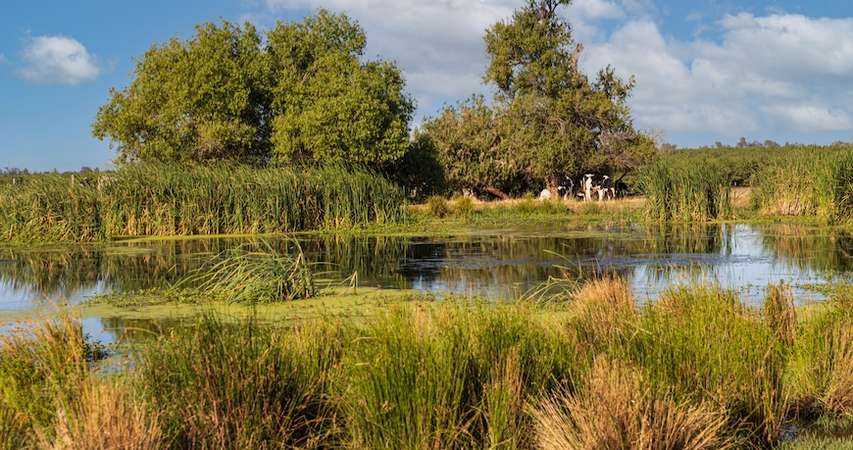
752, 150, 853, 222
0, 163, 405, 242
184, 240, 316, 303
639, 160, 733, 222
4, 280, 853, 448
0, 317, 106, 449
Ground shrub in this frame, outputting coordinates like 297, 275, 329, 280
426, 195, 451, 218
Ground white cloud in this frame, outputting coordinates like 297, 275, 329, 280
257, 1, 853, 141
261, 0, 629, 117
19, 35, 100, 85
582, 13, 853, 139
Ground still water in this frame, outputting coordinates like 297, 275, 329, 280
1, 223, 851, 340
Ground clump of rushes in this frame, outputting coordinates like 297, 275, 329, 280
452, 195, 475, 217
530, 358, 736, 450
426, 195, 451, 218
187, 239, 316, 303
765, 283, 797, 347
628, 286, 789, 446
639, 160, 733, 222
134, 315, 343, 449
0, 163, 405, 242
39, 380, 163, 450
0, 317, 105, 449
787, 291, 853, 418
752, 149, 853, 223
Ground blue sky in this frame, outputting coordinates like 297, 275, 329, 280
2, 0, 853, 171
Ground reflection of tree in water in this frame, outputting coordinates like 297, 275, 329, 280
643, 223, 732, 256
3, 223, 847, 304
760, 225, 853, 274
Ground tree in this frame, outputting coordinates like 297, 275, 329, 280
424, 96, 525, 199
93, 22, 270, 163
268, 11, 413, 166
426, 0, 653, 196
93, 11, 413, 168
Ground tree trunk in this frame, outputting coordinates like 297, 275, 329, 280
483, 186, 510, 201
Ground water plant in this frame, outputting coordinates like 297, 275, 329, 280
751, 149, 853, 223
639, 160, 733, 222
0, 163, 405, 242
185, 240, 317, 303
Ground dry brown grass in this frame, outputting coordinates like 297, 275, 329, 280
530, 358, 736, 450
765, 283, 797, 347
568, 278, 637, 348
822, 325, 853, 416
38, 380, 163, 450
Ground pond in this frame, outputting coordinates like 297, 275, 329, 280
1, 222, 851, 342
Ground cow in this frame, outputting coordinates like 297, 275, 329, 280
583, 174, 594, 202
601, 176, 615, 200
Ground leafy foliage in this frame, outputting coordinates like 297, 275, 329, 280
93, 11, 413, 167
424, 0, 655, 196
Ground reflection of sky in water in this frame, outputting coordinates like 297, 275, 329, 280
1, 223, 851, 342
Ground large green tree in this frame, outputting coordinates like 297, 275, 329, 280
93, 22, 270, 163
425, 0, 655, 196
268, 11, 413, 166
93, 11, 413, 167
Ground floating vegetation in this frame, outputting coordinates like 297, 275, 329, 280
185, 240, 317, 303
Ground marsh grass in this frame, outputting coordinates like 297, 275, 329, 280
5, 280, 853, 448
426, 195, 451, 218
530, 358, 736, 450
184, 239, 317, 303
0, 164, 405, 242
752, 150, 853, 223
39, 380, 163, 450
0, 317, 106, 449
134, 315, 343, 449
640, 160, 733, 222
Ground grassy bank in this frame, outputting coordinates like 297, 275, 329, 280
0, 164, 404, 242
2, 280, 852, 449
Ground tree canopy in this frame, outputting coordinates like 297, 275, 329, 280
93, 11, 413, 167
425, 0, 656, 196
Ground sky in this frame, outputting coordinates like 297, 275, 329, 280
3, 0, 853, 171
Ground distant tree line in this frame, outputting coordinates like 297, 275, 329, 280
93, 1, 657, 199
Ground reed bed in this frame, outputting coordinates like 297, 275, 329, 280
3, 281, 853, 448
751, 150, 853, 223
639, 160, 733, 222
0, 164, 405, 242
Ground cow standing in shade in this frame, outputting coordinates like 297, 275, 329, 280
601, 176, 615, 200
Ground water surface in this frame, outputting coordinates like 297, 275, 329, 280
1, 222, 851, 341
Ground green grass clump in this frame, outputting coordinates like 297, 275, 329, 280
452, 195, 475, 217
134, 315, 342, 449
752, 150, 853, 223
186, 240, 316, 303
639, 160, 733, 222
626, 286, 788, 445
0, 163, 405, 242
426, 195, 451, 218
0, 317, 106, 449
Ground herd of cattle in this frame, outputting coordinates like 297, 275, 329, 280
539, 174, 619, 201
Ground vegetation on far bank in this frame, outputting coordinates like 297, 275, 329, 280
2, 280, 852, 449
